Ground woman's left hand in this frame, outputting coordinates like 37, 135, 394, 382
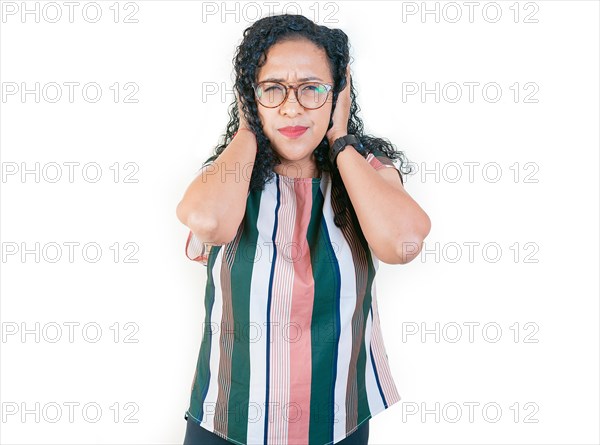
326, 64, 351, 145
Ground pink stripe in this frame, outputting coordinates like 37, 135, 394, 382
366, 152, 396, 171
287, 182, 315, 444
269, 182, 295, 443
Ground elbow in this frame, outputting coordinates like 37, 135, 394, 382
189, 213, 220, 240
176, 200, 190, 227
394, 214, 432, 265
417, 212, 432, 241
176, 200, 216, 231
176, 201, 218, 239
176, 198, 240, 246
395, 237, 423, 265
182, 207, 236, 246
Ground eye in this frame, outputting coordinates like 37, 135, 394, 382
301, 83, 327, 93
263, 83, 284, 92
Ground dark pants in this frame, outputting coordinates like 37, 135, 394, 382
183, 414, 369, 445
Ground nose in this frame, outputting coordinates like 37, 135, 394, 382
279, 88, 302, 117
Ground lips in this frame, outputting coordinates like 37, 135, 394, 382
278, 126, 308, 138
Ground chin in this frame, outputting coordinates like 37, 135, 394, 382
273, 140, 310, 153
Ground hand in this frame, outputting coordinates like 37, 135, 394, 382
326, 64, 351, 145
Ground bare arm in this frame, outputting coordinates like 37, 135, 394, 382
334, 143, 431, 265
325, 68, 430, 265
176, 129, 257, 245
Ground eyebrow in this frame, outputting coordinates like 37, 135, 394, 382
259, 76, 324, 83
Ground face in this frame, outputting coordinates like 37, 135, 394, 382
255, 38, 333, 178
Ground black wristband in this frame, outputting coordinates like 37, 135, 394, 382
329, 134, 366, 167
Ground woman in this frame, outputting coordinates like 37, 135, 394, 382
177, 14, 431, 445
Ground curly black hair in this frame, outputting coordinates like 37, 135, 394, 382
203, 13, 413, 228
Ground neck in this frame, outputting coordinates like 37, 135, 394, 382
274, 160, 321, 179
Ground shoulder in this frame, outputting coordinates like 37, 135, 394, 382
365, 147, 404, 185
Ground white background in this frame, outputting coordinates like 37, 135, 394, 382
1, 1, 598, 444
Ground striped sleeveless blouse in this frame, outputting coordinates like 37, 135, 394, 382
184, 148, 402, 445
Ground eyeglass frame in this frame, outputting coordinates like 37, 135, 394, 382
252, 81, 334, 110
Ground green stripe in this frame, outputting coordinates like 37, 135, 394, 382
226, 188, 262, 442
308, 182, 339, 444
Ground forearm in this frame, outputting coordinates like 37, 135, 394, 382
176, 130, 257, 244
334, 145, 431, 264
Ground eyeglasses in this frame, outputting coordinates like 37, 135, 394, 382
253, 81, 334, 110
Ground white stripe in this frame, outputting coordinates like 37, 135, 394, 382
320, 172, 358, 442
201, 246, 224, 430
246, 178, 277, 444
186, 231, 202, 261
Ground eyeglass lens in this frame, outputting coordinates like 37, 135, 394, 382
256, 82, 329, 109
